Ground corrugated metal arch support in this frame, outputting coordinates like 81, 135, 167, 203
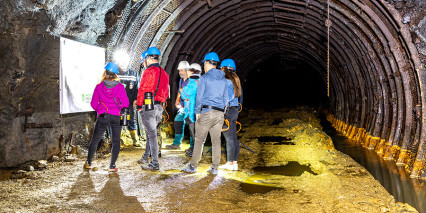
116, 0, 425, 177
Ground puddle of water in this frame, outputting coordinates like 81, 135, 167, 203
256, 136, 295, 145
320, 115, 426, 213
253, 161, 318, 176
239, 182, 284, 194
271, 119, 282, 125
257, 136, 292, 142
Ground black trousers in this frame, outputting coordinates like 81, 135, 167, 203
87, 113, 121, 168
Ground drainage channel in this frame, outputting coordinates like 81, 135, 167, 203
321, 116, 426, 213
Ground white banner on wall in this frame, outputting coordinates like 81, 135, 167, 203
60, 37, 105, 114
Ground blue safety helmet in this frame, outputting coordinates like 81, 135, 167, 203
220, 59, 236, 70
146, 47, 161, 56
140, 51, 148, 62
202, 52, 220, 63
105, 62, 119, 74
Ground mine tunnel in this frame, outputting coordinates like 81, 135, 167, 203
1, 0, 426, 212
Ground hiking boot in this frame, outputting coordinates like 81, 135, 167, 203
185, 148, 193, 157
141, 163, 159, 171
181, 164, 197, 173
185, 150, 193, 157
130, 130, 140, 147
185, 148, 193, 154
165, 144, 180, 150
137, 158, 148, 164
83, 161, 91, 170
207, 167, 218, 175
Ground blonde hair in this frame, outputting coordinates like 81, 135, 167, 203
100, 70, 119, 82
222, 67, 241, 97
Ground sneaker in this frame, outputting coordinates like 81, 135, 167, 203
185, 151, 193, 157
185, 148, 193, 154
83, 161, 91, 170
133, 142, 142, 147
108, 167, 118, 172
207, 167, 218, 175
181, 164, 197, 173
141, 163, 159, 171
233, 164, 238, 171
137, 158, 149, 164
219, 163, 233, 171
165, 144, 180, 149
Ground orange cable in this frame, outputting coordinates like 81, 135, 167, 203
222, 119, 230, 132
236, 121, 242, 133
100, 101, 108, 112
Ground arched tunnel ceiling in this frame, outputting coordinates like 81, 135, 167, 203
108, 0, 426, 175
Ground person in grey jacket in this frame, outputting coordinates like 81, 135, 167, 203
181, 52, 231, 175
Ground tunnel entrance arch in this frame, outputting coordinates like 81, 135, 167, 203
109, 0, 424, 177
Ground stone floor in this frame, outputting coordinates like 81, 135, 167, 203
0, 108, 418, 212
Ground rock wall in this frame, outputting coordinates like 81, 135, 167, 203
0, 0, 117, 167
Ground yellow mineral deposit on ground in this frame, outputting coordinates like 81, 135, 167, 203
0, 108, 418, 212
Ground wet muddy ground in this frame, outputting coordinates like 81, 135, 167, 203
0, 108, 418, 212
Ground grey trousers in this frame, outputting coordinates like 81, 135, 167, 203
139, 104, 163, 166
190, 110, 224, 169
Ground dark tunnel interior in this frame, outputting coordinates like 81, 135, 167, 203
1, 0, 426, 211
244, 55, 328, 108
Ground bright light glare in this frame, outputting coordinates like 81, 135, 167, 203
113, 50, 130, 69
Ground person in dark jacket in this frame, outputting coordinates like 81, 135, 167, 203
136, 47, 169, 171
181, 52, 231, 175
115, 51, 141, 147
84, 62, 129, 172
219, 59, 243, 171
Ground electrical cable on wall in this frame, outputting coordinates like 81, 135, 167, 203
326, 0, 331, 97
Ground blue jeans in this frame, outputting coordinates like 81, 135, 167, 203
185, 117, 195, 149
222, 107, 240, 162
140, 105, 163, 167
87, 113, 121, 168
173, 111, 192, 146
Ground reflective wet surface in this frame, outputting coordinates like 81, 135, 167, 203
321, 117, 426, 213
253, 162, 318, 176
0, 109, 419, 212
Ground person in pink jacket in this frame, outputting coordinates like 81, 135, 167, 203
84, 62, 129, 172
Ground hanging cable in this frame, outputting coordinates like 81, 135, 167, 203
326, 0, 332, 97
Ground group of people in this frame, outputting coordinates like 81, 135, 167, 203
83, 48, 243, 175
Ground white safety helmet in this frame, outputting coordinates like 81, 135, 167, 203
189, 63, 202, 73
177, 61, 190, 70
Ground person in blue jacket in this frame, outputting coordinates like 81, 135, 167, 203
181, 63, 202, 157
181, 52, 232, 175
166, 61, 192, 150
219, 59, 243, 171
